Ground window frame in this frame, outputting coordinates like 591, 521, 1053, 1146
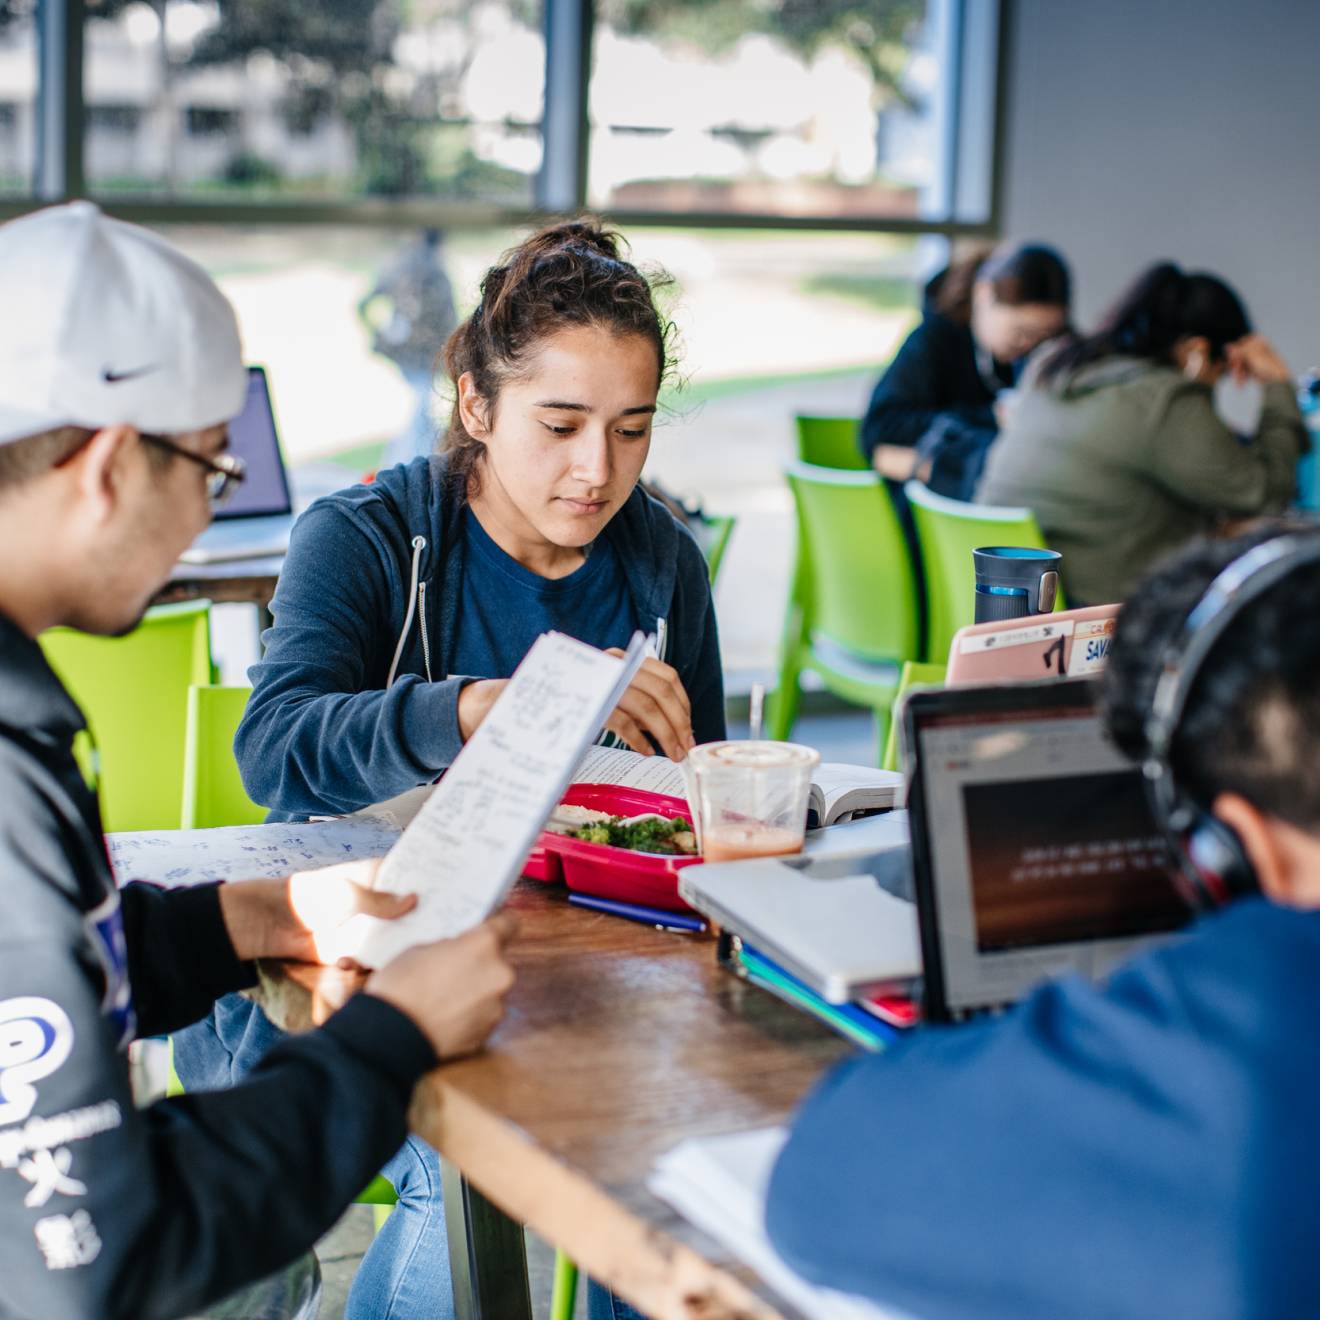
4, 0, 1008, 237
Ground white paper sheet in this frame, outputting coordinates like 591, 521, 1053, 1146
347, 631, 647, 967
107, 819, 402, 888
649, 1127, 912, 1320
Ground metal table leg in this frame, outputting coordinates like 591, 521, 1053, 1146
442, 1161, 533, 1320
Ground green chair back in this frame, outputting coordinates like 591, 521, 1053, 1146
880, 660, 947, 773
39, 601, 213, 832
904, 480, 1063, 667
769, 463, 920, 759
182, 685, 266, 829
794, 415, 868, 470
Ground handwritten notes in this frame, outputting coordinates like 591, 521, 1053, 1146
348, 631, 647, 968
107, 819, 402, 888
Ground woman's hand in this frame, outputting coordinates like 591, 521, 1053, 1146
457, 678, 510, 742
603, 650, 694, 761
218, 859, 417, 966
1227, 335, 1292, 386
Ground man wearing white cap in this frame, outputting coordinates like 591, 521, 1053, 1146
0, 203, 517, 1319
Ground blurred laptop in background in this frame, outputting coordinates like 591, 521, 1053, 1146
181, 365, 294, 564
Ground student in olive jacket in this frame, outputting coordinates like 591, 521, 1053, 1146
979, 262, 1305, 605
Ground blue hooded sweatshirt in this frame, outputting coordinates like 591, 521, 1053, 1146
236, 454, 725, 818
766, 897, 1320, 1320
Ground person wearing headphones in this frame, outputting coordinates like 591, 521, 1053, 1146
766, 520, 1320, 1320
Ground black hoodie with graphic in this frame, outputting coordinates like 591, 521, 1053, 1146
0, 611, 435, 1320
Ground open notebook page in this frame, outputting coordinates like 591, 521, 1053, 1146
345, 631, 646, 968
649, 1127, 912, 1320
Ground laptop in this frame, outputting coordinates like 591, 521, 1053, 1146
678, 812, 920, 1004
945, 604, 1121, 684
901, 677, 1190, 1023
180, 365, 296, 564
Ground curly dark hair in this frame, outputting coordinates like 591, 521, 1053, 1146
1102, 520, 1320, 832
441, 218, 676, 493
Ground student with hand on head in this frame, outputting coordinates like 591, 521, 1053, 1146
978, 261, 1306, 605
767, 521, 1320, 1320
861, 243, 1071, 499
0, 203, 517, 1320
176, 219, 724, 1320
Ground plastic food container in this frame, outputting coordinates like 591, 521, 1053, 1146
522, 783, 700, 912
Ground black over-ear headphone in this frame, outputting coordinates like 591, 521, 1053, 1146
1143, 532, 1320, 911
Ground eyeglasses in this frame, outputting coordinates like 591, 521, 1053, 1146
139, 432, 247, 507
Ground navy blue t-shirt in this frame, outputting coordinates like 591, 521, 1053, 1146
449, 508, 639, 678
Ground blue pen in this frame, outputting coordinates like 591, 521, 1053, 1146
567, 891, 707, 933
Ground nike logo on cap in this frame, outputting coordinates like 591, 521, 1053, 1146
101, 365, 159, 384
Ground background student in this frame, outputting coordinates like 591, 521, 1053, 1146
177, 219, 724, 1319
860, 242, 1071, 498
0, 202, 517, 1320
767, 521, 1320, 1320
978, 261, 1305, 605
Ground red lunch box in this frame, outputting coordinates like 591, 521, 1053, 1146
522, 783, 700, 912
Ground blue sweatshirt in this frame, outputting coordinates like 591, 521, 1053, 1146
767, 898, 1320, 1320
237, 455, 725, 817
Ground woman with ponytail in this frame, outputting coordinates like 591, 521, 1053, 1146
979, 261, 1305, 605
174, 221, 725, 1319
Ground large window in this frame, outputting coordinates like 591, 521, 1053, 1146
7, 0, 998, 228
590, 1, 941, 221
82, 1, 544, 202
0, 1, 37, 195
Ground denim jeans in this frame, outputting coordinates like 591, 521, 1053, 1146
586, 1281, 649, 1320
174, 994, 454, 1320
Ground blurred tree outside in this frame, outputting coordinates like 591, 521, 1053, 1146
81, 0, 539, 198
600, 0, 926, 174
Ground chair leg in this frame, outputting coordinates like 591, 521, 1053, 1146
550, 1249, 579, 1320
873, 705, 892, 769
769, 599, 806, 742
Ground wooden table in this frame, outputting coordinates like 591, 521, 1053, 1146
155, 553, 284, 610
264, 878, 852, 1320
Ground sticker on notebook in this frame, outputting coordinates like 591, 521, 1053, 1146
1067, 624, 1116, 676
957, 619, 1075, 654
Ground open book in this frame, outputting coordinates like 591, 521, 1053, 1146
341, 631, 647, 968
574, 745, 904, 828
649, 1127, 912, 1320
358, 745, 904, 835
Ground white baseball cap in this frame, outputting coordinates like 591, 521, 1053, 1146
0, 201, 246, 447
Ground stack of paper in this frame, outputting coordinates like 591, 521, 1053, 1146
648, 1127, 913, 1320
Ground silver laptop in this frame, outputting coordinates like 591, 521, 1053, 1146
181, 366, 296, 564
901, 677, 1190, 1023
678, 812, 920, 1004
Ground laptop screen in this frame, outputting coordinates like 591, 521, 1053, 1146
213, 366, 292, 520
905, 679, 1189, 1021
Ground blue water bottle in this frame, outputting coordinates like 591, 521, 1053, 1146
1298, 370, 1320, 512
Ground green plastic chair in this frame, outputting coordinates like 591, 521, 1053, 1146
39, 601, 213, 832
768, 462, 920, 761
904, 480, 1065, 669
880, 661, 947, 773
182, 686, 266, 830
794, 415, 868, 470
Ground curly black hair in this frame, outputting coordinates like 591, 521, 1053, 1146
1102, 520, 1320, 832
